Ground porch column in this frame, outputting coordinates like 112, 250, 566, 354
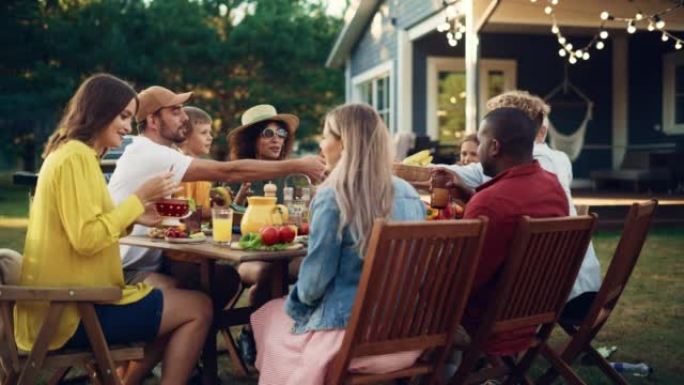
464, 0, 479, 134
396, 29, 412, 133
612, 33, 628, 169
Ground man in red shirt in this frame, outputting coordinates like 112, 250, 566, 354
458, 107, 569, 354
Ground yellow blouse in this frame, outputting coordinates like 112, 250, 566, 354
14, 140, 153, 351
177, 180, 212, 209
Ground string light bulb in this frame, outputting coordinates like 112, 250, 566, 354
569, 56, 578, 64
676, 41, 683, 50
627, 20, 637, 34
551, 0, 559, 5
655, 16, 665, 29
559, 49, 567, 57
558, 36, 566, 44
648, 22, 655, 31
544, 6, 553, 15
583, 52, 590, 60
600, 11, 611, 21
662, 33, 669, 42
596, 41, 605, 50
635, 12, 644, 21
551, 25, 559, 34
600, 30, 609, 39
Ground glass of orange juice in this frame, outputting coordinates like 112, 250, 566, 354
212, 207, 233, 245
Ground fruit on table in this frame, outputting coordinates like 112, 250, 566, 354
402, 150, 433, 167
165, 227, 188, 238
210, 186, 233, 207
278, 226, 296, 244
298, 222, 309, 236
259, 225, 280, 246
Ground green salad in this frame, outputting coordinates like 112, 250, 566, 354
238, 233, 287, 251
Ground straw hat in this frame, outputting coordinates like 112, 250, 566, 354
231, 104, 299, 136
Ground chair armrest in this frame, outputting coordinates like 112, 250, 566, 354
0, 286, 122, 302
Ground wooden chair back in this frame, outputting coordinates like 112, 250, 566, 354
537, 200, 658, 385
327, 218, 488, 385
487, 215, 598, 336
0, 276, 144, 385
449, 215, 597, 385
588, 200, 657, 325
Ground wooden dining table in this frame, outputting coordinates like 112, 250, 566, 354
120, 235, 307, 385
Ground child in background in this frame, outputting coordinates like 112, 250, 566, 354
177, 106, 214, 218
457, 133, 480, 165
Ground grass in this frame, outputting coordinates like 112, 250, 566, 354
1, 173, 682, 384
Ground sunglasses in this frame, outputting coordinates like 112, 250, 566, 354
261, 126, 289, 139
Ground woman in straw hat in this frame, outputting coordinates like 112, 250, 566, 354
228, 104, 300, 365
228, 104, 299, 204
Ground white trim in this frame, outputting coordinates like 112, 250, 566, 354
663, 51, 684, 134
408, 10, 448, 42
345, 59, 352, 103
464, 0, 478, 134
352, 60, 395, 133
426, 56, 517, 140
612, 34, 628, 170
351, 60, 393, 87
397, 30, 413, 133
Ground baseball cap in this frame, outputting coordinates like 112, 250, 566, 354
136, 86, 193, 122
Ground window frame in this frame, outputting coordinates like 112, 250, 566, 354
426, 56, 517, 140
352, 60, 395, 133
662, 51, 684, 134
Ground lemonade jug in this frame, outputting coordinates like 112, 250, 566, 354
240, 196, 289, 235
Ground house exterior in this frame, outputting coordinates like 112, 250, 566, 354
326, 0, 684, 185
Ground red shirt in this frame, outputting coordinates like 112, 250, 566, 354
463, 161, 568, 354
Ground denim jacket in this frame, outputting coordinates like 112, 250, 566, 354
285, 177, 426, 334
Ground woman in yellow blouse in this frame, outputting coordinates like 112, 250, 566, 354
15, 73, 213, 385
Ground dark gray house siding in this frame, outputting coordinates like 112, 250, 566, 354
395, 0, 441, 29
350, 1, 397, 76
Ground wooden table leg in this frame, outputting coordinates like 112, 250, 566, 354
200, 259, 219, 385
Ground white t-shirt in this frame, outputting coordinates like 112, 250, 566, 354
439, 142, 601, 300
108, 136, 193, 271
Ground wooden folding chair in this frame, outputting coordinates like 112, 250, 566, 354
0, 284, 144, 385
448, 214, 598, 385
537, 200, 658, 385
327, 218, 488, 385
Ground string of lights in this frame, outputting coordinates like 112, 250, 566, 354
437, 0, 466, 47
530, 0, 684, 64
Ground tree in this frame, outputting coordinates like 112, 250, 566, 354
0, 0, 344, 170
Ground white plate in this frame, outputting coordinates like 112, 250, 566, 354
164, 236, 206, 244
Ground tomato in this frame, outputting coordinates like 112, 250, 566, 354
278, 226, 296, 244
260, 226, 280, 246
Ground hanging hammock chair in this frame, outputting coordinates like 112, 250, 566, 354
544, 76, 594, 161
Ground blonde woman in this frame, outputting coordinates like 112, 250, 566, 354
249, 104, 425, 385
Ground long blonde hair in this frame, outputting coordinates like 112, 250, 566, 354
321, 103, 395, 255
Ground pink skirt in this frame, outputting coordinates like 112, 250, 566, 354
251, 298, 422, 385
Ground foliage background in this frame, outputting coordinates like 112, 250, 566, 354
0, 0, 344, 170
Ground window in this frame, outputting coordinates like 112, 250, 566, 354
427, 57, 517, 144
663, 52, 684, 134
352, 61, 394, 132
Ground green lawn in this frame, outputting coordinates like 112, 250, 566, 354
1, 172, 682, 384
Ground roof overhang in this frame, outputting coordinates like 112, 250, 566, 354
326, 0, 382, 68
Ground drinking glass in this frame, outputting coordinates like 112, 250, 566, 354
212, 207, 233, 245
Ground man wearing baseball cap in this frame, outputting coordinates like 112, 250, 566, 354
108, 85, 326, 293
